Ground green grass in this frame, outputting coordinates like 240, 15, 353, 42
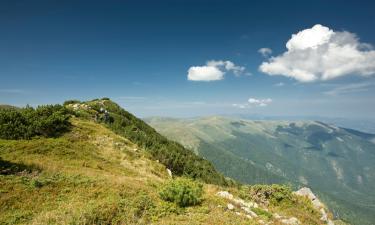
0, 102, 341, 224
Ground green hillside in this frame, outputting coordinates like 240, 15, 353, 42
146, 116, 375, 225
0, 99, 342, 224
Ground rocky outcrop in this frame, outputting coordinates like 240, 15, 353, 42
294, 187, 334, 225
280, 217, 300, 225
216, 191, 301, 224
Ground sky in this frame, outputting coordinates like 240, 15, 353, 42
1, 0, 375, 119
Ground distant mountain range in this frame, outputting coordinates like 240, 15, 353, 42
146, 116, 375, 225
218, 114, 375, 134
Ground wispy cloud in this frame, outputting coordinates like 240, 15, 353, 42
324, 82, 374, 96
258, 48, 272, 57
274, 82, 285, 87
233, 97, 272, 109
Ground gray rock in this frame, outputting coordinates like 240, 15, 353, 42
166, 168, 172, 178
281, 217, 300, 225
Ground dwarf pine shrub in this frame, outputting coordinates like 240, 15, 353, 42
159, 177, 203, 207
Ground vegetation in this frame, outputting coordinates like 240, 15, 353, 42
159, 177, 203, 207
147, 116, 375, 225
76, 98, 229, 185
0, 105, 71, 140
0, 99, 346, 224
239, 184, 293, 206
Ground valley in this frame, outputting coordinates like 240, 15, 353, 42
146, 116, 375, 225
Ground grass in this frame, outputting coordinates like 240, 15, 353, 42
0, 117, 334, 224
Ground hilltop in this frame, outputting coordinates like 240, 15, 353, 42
146, 116, 375, 225
0, 99, 344, 224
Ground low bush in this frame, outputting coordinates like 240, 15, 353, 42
239, 184, 293, 206
0, 105, 71, 140
251, 207, 273, 219
132, 192, 155, 219
63, 100, 81, 106
159, 177, 203, 207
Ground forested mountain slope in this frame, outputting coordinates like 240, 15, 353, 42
146, 116, 375, 225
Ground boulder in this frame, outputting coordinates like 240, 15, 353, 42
294, 187, 324, 209
166, 168, 172, 178
281, 217, 300, 225
216, 191, 234, 200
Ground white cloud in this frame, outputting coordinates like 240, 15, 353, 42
233, 98, 272, 108
187, 66, 224, 81
259, 24, 375, 82
188, 60, 245, 81
248, 98, 272, 107
258, 48, 272, 57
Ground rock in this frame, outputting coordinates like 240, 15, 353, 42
216, 191, 234, 200
166, 168, 172, 178
281, 217, 300, 225
258, 219, 265, 224
312, 198, 324, 209
274, 213, 282, 219
294, 187, 316, 201
227, 203, 234, 210
294, 187, 334, 224
294, 187, 324, 209
241, 207, 258, 217
320, 208, 328, 222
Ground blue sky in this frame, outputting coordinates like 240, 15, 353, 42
1, 0, 375, 119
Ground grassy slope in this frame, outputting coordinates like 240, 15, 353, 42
0, 116, 333, 225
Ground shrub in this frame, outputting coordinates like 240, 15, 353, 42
83, 99, 228, 186
0, 105, 71, 140
239, 184, 293, 206
132, 192, 155, 219
63, 100, 81, 106
251, 207, 273, 219
159, 177, 203, 207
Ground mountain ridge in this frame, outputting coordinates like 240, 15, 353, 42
0, 99, 346, 224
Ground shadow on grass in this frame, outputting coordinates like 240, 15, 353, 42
0, 157, 41, 175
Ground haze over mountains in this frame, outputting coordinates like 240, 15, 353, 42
146, 116, 375, 225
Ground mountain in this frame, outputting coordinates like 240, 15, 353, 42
146, 116, 375, 225
0, 99, 341, 224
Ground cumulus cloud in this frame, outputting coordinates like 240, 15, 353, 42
233, 98, 272, 108
259, 24, 375, 82
258, 48, 272, 57
188, 60, 245, 81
